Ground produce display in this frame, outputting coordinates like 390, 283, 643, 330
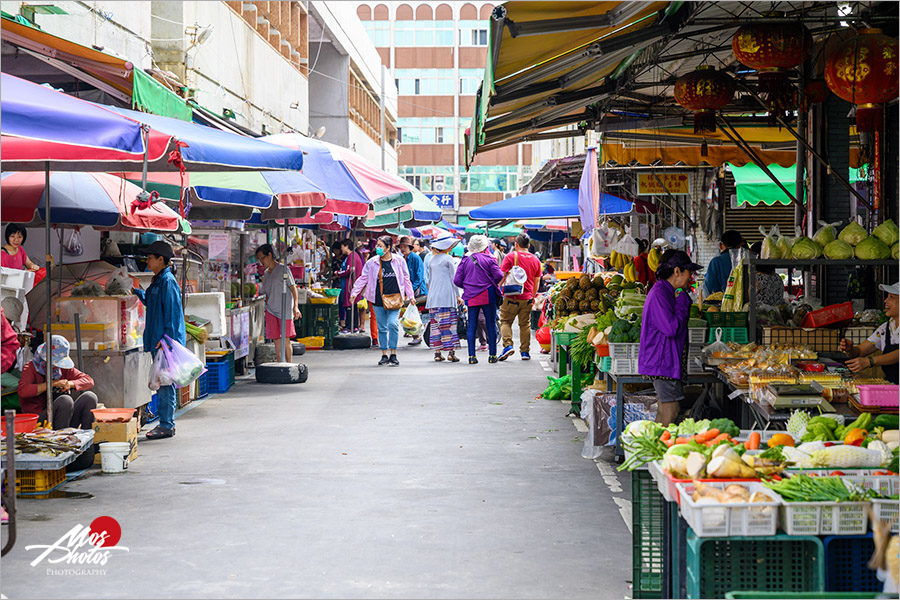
1, 428, 83, 457
758, 220, 896, 263
538, 372, 594, 401
764, 473, 897, 502
689, 481, 776, 505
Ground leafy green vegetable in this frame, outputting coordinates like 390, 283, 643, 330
839, 221, 868, 245
855, 235, 891, 260
873, 218, 899, 247
709, 418, 740, 438
812, 221, 838, 247
758, 446, 785, 461
823, 239, 854, 260
764, 474, 869, 502
792, 236, 823, 259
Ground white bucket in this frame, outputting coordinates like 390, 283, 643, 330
99, 442, 131, 474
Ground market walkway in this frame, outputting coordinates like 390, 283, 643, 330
1, 342, 632, 599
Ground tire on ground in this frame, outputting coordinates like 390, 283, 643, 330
292, 342, 306, 356
255, 362, 305, 384
332, 333, 371, 350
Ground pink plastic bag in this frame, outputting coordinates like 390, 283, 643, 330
160, 335, 206, 388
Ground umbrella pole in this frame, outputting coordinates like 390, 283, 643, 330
44, 162, 53, 427
280, 222, 287, 363
57, 226, 64, 301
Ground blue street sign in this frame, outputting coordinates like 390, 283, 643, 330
427, 194, 455, 209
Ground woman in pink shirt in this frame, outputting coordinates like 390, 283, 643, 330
2, 223, 38, 271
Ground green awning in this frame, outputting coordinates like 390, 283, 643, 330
132, 68, 192, 121
727, 162, 806, 206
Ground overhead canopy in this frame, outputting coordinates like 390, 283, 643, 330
463, 221, 522, 237
727, 162, 804, 206
469, 188, 631, 220
363, 187, 443, 228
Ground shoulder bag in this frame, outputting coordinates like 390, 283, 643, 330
471, 254, 503, 308
378, 259, 404, 311
501, 252, 525, 296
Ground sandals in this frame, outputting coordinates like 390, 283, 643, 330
434, 352, 445, 362
145, 426, 175, 440
447, 352, 460, 363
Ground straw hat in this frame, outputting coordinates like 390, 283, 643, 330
467, 235, 489, 254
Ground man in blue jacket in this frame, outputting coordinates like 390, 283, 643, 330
703, 230, 743, 297
398, 236, 428, 345
134, 241, 186, 440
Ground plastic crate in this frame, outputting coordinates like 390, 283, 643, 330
780, 500, 870, 536
14, 468, 66, 493
206, 351, 235, 386
610, 358, 639, 374
631, 470, 665, 598
178, 386, 191, 409
761, 326, 842, 352
306, 303, 338, 348
857, 384, 899, 407
725, 593, 883, 599
685, 532, 824, 599
843, 326, 876, 345
688, 327, 707, 345
597, 356, 612, 373
146, 393, 159, 422
703, 311, 749, 328
555, 331, 578, 345
707, 327, 749, 344
662, 468, 759, 506
687, 347, 704, 375
801, 302, 854, 329
822, 533, 881, 592
871, 498, 899, 533
677, 481, 782, 537
206, 361, 232, 394
196, 370, 209, 399
609, 343, 639, 359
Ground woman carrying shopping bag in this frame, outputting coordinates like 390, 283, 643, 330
133, 240, 186, 440
350, 236, 415, 366
425, 235, 462, 362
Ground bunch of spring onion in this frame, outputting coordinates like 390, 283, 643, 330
764, 474, 869, 502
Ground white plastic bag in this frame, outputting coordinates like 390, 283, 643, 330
63, 228, 84, 256
613, 232, 640, 257
759, 226, 782, 259
105, 266, 132, 296
161, 335, 206, 388
702, 327, 731, 356
590, 222, 620, 256
148, 347, 174, 391
400, 303, 424, 336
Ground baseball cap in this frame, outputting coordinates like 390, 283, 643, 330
661, 250, 702, 272
879, 281, 900, 295
143, 240, 174, 259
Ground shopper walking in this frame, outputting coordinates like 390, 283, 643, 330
491, 238, 507, 265
133, 240, 187, 440
426, 235, 462, 362
256, 243, 301, 364
638, 249, 702, 426
351, 236, 415, 366
454, 235, 504, 364
336, 239, 365, 333
498, 234, 542, 361
397, 236, 428, 345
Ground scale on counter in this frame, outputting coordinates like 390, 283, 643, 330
767, 384, 836, 411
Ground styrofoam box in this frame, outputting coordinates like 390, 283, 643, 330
0, 267, 35, 293
677, 481, 783, 537
184, 292, 226, 337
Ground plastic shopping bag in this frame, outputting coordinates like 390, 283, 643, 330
148, 347, 174, 391
759, 226, 782, 259
160, 335, 206, 388
105, 266, 133, 296
613, 232, 640, 257
63, 228, 84, 256
400, 303, 424, 336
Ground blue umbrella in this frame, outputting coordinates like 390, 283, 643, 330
469, 188, 631, 220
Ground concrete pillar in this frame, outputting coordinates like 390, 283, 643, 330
151, 1, 185, 84
309, 43, 350, 146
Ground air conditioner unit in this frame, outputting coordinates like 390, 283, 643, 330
503, 192, 514, 200
434, 182, 445, 192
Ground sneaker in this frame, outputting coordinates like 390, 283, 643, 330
372, 339, 380, 347
521, 352, 531, 361
477, 344, 488, 352
339, 328, 351, 335
389, 355, 400, 366
468, 356, 478, 365
498, 346, 514, 361
378, 355, 390, 366
408, 337, 422, 346
488, 355, 498, 364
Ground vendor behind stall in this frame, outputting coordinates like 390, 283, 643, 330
638, 250, 702, 425
256, 243, 301, 363
17, 335, 97, 429
840, 282, 899, 384
2, 223, 39, 271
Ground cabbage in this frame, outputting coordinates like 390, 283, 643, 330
776, 234, 792, 259
759, 226, 781, 258
838, 221, 868, 245
792, 237, 823, 259
873, 219, 899, 247
812, 220, 839, 247
823, 239, 854, 260
893, 242, 899, 260
855, 235, 891, 260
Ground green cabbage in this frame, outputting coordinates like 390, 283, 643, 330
838, 221, 868, 246
893, 243, 899, 260
873, 219, 899, 247
812, 221, 838, 247
855, 235, 891, 260
824, 239, 854, 260
759, 226, 781, 258
792, 237, 823, 259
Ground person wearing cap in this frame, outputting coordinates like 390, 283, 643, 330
397, 236, 428, 346
491, 239, 507, 265
454, 235, 504, 364
17, 335, 97, 430
840, 282, 899, 384
638, 249, 703, 425
425, 235, 462, 362
133, 240, 186, 440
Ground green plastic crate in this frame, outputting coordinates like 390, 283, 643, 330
555, 331, 578, 345
725, 594, 883, 599
703, 311, 749, 328
686, 531, 824, 599
306, 303, 339, 348
632, 470, 665, 599
707, 327, 749, 344
598, 356, 612, 373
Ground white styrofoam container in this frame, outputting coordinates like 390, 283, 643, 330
0, 267, 35, 293
677, 481, 783, 537
184, 292, 226, 338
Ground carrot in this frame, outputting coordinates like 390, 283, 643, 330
710, 433, 731, 445
694, 429, 719, 443
660, 430, 671, 441
704, 440, 716, 447
747, 432, 761, 450
663, 438, 674, 447
674, 436, 689, 445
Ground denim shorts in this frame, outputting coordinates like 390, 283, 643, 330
653, 378, 684, 404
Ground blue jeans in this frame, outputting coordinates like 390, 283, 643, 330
153, 348, 177, 430
467, 288, 498, 357
372, 305, 400, 351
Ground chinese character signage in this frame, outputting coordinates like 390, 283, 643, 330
637, 173, 691, 196
427, 194, 455, 209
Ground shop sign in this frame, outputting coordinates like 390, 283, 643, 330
637, 173, 691, 196
208, 232, 231, 262
427, 194, 455, 209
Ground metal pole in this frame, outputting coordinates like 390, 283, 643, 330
44, 162, 53, 427
380, 66, 386, 171
57, 226, 64, 300
2, 410, 16, 557
74, 313, 83, 371
280, 222, 287, 363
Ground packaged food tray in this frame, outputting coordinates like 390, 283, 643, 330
676, 481, 783, 537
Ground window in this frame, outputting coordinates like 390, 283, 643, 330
458, 69, 483, 95
435, 127, 444, 143
453, 166, 531, 193
397, 118, 460, 144
395, 69, 460, 96
459, 20, 489, 46
399, 166, 455, 192
414, 78, 420, 95
393, 20, 454, 47
362, 21, 390, 47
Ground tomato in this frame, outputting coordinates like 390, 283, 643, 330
829, 471, 846, 476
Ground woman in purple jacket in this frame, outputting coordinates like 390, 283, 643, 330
638, 250, 702, 425
453, 235, 504, 364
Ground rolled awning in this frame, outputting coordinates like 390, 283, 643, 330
727, 162, 805, 206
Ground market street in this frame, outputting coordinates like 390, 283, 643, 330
1, 343, 631, 599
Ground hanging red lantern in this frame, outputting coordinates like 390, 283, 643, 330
824, 29, 899, 133
674, 66, 735, 134
732, 21, 813, 121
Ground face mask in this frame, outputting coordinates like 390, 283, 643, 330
375, 247, 385, 256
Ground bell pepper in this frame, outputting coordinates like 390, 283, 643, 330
844, 427, 867, 445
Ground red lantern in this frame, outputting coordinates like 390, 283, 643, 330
732, 22, 813, 120
825, 29, 899, 133
674, 66, 735, 134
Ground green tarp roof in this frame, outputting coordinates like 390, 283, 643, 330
728, 163, 868, 206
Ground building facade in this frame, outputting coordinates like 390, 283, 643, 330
357, 1, 532, 215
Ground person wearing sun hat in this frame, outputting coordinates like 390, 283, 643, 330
17, 334, 98, 430
425, 235, 463, 362
454, 235, 504, 364
840, 281, 899, 384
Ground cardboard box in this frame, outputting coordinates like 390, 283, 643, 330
93, 417, 138, 464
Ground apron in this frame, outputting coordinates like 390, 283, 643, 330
883, 337, 898, 385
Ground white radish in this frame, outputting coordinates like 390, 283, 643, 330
712, 445, 741, 463
686, 451, 707, 478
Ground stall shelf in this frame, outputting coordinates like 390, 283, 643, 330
1, 430, 94, 471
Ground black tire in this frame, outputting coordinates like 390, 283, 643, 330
292, 342, 306, 356
255, 362, 304, 384
296, 363, 309, 383
332, 333, 371, 350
